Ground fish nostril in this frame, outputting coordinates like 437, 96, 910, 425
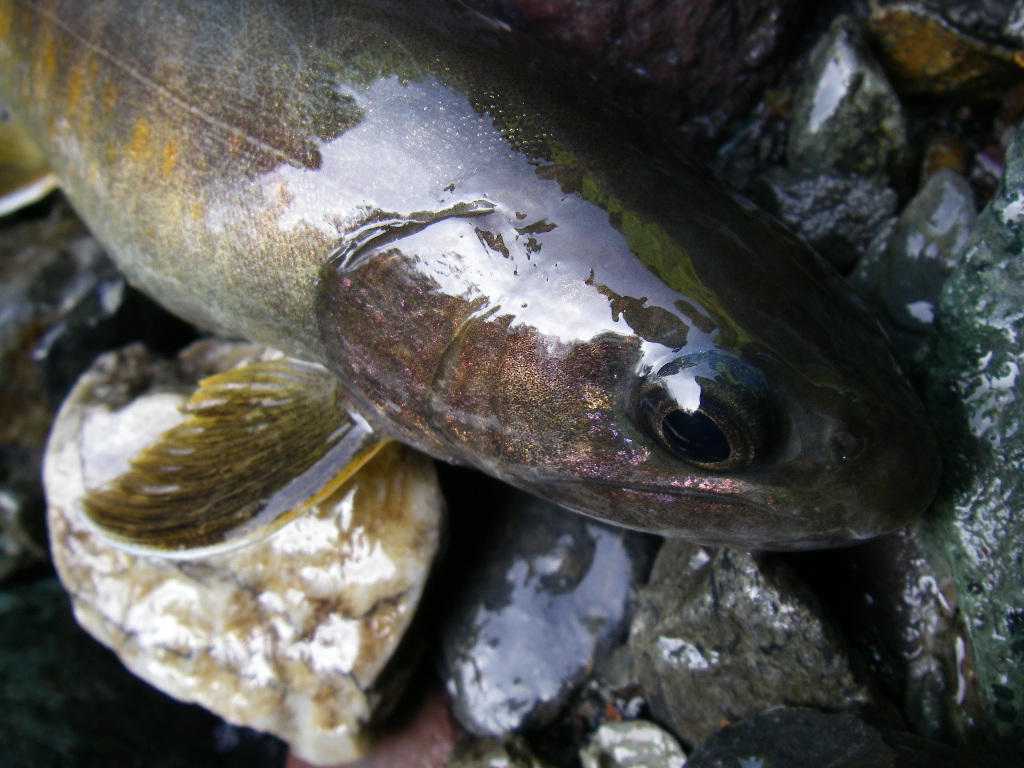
833, 428, 868, 463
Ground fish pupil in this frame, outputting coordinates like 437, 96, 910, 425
662, 409, 731, 465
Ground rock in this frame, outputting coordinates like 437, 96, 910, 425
921, 117, 1024, 741
685, 708, 1004, 768
284, 682, 459, 768
787, 531, 987, 745
439, 491, 657, 737
477, 0, 812, 151
45, 340, 445, 765
868, 2, 1024, 96
754, 166, 899, 272
850, 167, 976, 361
579, 720, 686, 768
787, 16, 909, 186
446, 736, 554, 768
0, 577, 263, 768
630, 543, 873, 747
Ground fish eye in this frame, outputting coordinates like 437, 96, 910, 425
637, 352, 773, 472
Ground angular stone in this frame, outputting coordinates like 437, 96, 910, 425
630, 543, 872, 747
579, 720, 686, 768
755, 166, 899, 272
45, 340, 445, 765
788, 16, 908, 185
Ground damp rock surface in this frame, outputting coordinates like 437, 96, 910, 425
922, 118, 1024, 742
787, 15, 908, 185
755, 166, 899, 271
852, 167, 976, 361
578, 720, 686, 768
630, 543, 873, 747
439, 491, 657, 737
684, 708, 1003, 768
45, 340, 445, 766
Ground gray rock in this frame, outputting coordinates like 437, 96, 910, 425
685, 708, 1003, 768
0, 578, 260, 768
851, 168, 976, 362
439, 492, 657, 737
922, 117, 1024, 741
579, 720, 686, 768
787, 16, 908, 185
446, 736, 553, 768
754, 166, 899, 272
630, 543, 872, 747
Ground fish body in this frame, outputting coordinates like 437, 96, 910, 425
0, 0, 939, 548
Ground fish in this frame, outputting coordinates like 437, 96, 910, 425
0, 0, 940, 551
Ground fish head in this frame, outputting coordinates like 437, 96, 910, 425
317, 160, 939, 552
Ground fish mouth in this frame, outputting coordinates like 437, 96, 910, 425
534, 475, 907, 550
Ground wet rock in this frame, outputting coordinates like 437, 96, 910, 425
787, 16, 909, 186
479, 0, 812, 151
0, 577, 253, 768
755, 166, 899, 271
922, 118, 1024, 741
439, 491, 657, 737
869, 2, 1024, 96
850, 167, 976, 361
447, 736, 554, 768
45, 340, 445, 765
630, 542, 873, 748
579, 720, 686, 768
684, 708, 1003, 768
788, 531, 987, 745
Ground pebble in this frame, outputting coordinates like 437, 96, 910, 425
787, 15, 908, 186
579, 720, 686, 768
439, 490, 657, 737
629, 543, 873, 748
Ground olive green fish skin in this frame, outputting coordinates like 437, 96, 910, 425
0, 0, 939, 548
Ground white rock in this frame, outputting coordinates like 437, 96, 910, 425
44, 341, 444, 765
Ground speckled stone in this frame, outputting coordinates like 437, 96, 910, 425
787, 16, 908, 185
579, 720, 686, 768
44, 340, 445, 765
684, 708, 1003, 768
922, 118, 1024, 741
754, 166, 899, 272
630, 542, 872, 747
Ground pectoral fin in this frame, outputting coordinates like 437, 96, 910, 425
0, 116, 57, 216
81, 356, 388, 558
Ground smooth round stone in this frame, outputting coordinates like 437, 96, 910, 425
439, 491, 657, 737
45, 340, 445, 766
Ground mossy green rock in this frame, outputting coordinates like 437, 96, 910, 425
923, 119, 1024, 742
